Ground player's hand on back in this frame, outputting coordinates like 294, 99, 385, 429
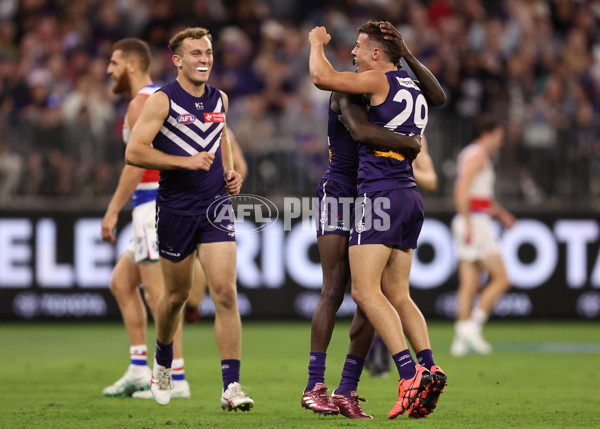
225, 169, 243, 195
186, 152, 215, 171
309, 27, 331, 46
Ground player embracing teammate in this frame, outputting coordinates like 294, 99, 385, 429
307, 21, 448, 419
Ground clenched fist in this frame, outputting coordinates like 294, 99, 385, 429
308, 26, 331, 46
185, 152, 215, 171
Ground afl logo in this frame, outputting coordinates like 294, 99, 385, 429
177, 114, 196, 124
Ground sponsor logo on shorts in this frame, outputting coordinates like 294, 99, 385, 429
161, 250, 181, 257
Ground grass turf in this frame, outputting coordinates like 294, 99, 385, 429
1, 320, 599, 428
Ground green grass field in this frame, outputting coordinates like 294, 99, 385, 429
1, 320, 599, 428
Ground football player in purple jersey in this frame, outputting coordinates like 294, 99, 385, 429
309, 21, 447, 419
125, 27, 252, 411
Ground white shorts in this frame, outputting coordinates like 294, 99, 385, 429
125, 199, 159, 263
451, 213, 500, 262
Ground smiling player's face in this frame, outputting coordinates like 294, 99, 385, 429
175, 37, 214, 86
351, 33, 374, 73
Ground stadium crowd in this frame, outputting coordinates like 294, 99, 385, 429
0, 0, 599, 208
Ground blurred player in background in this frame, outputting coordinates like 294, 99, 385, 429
309, 21, 447, 419
366, 134, 438, 378
451, 114, 516, 357
183, 127, 248, 323
125, 27, 253, 411
101, 37, 197, 400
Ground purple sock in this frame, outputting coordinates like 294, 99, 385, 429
336, 354, 365, 396
221, 359, 240, 390
306, 352, 327, 391
392, 349, 416, 380
155, 339, 173, 368
416, 349, 435, 371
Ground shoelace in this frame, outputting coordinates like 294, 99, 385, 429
316, 387, 330, 401
228, 383, 249, 398
347, 395, 367, 411
155, 367, 173, 390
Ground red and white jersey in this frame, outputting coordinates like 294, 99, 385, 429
123, 83, 160, 186
456, 143, 494, 212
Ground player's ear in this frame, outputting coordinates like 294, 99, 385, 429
127, 58, 138, 74
171, 55, 180, 69
372, 48, 381, 61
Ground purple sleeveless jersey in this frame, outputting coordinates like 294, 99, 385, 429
322, 93, 359, 187
152, 81, 227, 214
357, 69, 428, 193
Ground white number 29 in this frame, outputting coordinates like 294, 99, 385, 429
386, 88, 428, 132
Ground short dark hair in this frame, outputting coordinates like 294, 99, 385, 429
471, 114, 503, 140
357, 21, 402, 67
112, 38, 151, 72
168, 27, 212, 56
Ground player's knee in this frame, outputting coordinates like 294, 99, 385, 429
320, 284, 345, 309
351, 287, 369, 309
109, 278, 131, 298
165, 288, 190, 309
211, 284, 237, 309
143, 290, 160, 311
492, 271, 511, 292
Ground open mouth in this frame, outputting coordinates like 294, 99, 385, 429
196, 66, 208, 72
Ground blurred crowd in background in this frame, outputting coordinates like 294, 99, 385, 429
0, 0, 599, 210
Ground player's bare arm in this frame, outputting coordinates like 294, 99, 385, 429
336, 92, 421, 159
217, 91, 242, 195
101, 93, 149, 244
412, 135, 438, 191
126, 91, 215, 171
490, 202, 516, 228
101, 165, 145, 243
379, 22, 446, 107
229, 128, 248, 180
308, 26, 388, 97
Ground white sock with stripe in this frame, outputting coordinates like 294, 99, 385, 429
129, 344, 149, 374
172, 358, 186, 382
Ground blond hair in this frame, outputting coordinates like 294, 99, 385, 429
168, 27, 212, 55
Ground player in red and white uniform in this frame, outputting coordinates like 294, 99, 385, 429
102, 38, 196, 399
451, 114, 516, 357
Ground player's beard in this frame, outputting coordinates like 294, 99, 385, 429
112, 71, 131, 95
